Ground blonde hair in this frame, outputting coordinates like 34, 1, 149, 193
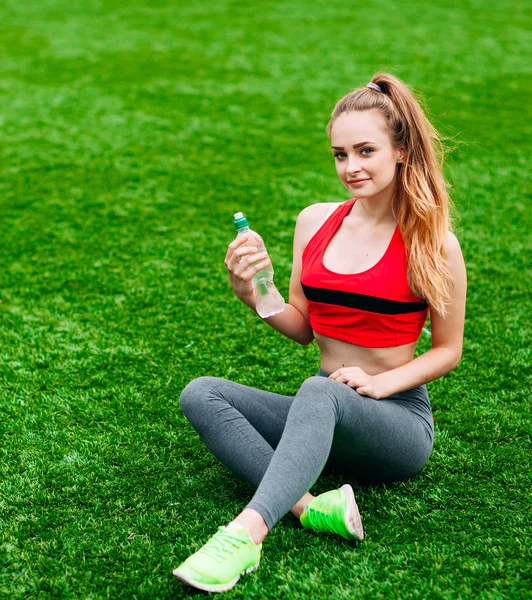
327, 73, 454, 317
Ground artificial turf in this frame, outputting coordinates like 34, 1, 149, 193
0, 0, 530, 598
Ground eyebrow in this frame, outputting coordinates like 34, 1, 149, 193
332, 141, 377, 150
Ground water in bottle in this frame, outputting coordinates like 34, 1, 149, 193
233, 212, 286, 318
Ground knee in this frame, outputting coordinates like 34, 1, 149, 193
178, 376, 220, 418
296, 375, 350, 409
298, 375, 343, 395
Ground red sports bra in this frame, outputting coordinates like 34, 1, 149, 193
300, 198, 429, 348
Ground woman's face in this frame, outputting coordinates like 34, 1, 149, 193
330, 109, 404, 201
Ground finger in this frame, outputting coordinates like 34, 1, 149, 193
329, 369, 347, 380
234, 246, 262, 263
225, 235, 250, 261
250, 257, 271, 275
234, 245, 261, 256
355, 386, 368, 395
332, 374, 349, 384
328, 371, 341, 380
241, 251, 268, 269
346, 378, 362, 389
229, 250, 266, 275
348, 367, 362, 376
233, 255, 270, 280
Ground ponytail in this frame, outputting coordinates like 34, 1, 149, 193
327, 73, 454, 317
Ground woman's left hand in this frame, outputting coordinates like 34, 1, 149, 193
328, 367, 388, 400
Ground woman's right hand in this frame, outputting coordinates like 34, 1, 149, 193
224, 234, 272, 307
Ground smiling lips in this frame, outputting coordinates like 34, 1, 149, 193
347, 178, 370, 184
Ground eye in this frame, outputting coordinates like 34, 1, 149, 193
333, 152, 347, 160
361, 148, 374, 156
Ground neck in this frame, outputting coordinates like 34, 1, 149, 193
350, 192, 396, 225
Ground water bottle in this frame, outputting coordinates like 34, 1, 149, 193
233, 212, 286, 318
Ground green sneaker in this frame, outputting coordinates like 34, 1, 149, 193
172, 525, 261, 593
300, 484, 364, 541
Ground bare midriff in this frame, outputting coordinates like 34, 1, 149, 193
315, 332, 418, 375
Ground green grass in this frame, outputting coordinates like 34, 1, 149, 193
1, 0, 530, 598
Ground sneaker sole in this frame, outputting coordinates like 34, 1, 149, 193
173, 561, 260, 593
341, 484, 365, 541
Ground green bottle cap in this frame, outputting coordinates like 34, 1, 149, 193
234, 211, 249, 231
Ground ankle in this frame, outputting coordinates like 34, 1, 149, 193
290, 493, 315, 519
228, 509, 268, 545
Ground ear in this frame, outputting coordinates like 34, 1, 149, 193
396, 148, 406, 164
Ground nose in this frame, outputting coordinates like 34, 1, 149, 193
345, 154, 362, 176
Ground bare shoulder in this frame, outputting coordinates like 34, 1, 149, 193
445, 231, 467, 290
446, 231, 462, 252
446, 231, 465, 264
294, 202, 342, 247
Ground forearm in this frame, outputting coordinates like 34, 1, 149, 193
258, 303, 314, 345
377, 346, 461, 397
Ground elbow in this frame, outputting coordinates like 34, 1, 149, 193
447, 347, 462, 372
292, 316, 314, 345
433, 345, 462, 373
297, 327, 315, 346
452, 351, 462, 370
297, 333, 314, 346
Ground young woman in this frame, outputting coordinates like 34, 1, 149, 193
173, 73, 467, 593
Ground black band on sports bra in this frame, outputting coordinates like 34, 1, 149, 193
301, 283, 429, 315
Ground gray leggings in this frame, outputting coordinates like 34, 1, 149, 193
179, 369, 434, 532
